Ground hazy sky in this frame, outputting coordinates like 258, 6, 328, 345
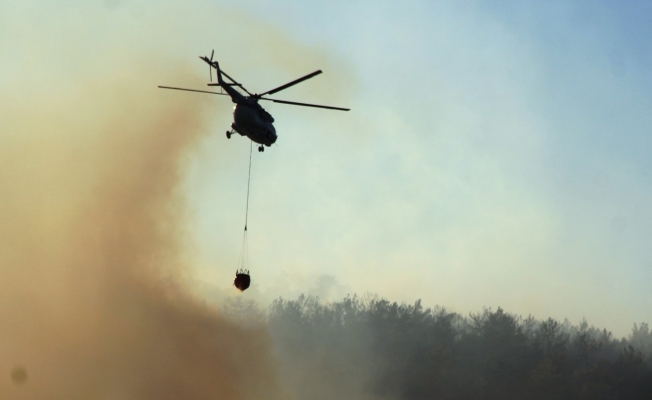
4, 0, 651, 337
188, 0, 652, 336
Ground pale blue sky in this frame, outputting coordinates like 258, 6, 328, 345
189, 0, 652, 335
3, 0, 651, 336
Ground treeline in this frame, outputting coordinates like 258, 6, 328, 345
229, 295, 652, 400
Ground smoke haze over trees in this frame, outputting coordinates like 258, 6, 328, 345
226, 295, 652, 400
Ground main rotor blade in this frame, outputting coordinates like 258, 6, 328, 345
208, 80, 252, 96
258, 70, 322, 97
158, 86, 229, 96
220, 70, 252, 95
258, 97, 349, 111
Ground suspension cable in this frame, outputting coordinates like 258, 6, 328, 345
237, 140, 253, 272
244, 140, 253, 231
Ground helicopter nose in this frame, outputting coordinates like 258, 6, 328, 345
268, 126, 277, 144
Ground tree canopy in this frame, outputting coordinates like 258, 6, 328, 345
248, 295, 652, 400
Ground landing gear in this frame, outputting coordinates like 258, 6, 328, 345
258, 145, 264, 152
226, 130, 232, 139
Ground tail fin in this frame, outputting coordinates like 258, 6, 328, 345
200, 54, 226, 86
214, 61, 224, 86
199, 53, 222, 84
200, 55, 247, 100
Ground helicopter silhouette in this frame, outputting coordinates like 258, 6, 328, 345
159, 51, 350, 152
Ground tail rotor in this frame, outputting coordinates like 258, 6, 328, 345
208, 49, 214, 82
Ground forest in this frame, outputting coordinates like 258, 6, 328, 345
225, 295, 652, 400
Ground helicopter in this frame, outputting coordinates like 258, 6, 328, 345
159, 51, 350, 152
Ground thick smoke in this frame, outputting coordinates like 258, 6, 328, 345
0, 9, 287, 400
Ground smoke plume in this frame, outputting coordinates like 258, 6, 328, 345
0, 5, 288, 400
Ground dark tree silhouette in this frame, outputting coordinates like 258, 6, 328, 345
263, 295, 652, 400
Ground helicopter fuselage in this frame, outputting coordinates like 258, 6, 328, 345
218, 82, 277, 147
231, 100, 277, 147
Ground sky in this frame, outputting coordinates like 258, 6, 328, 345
3, 0, 652, 338
187, 0, 652, 336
